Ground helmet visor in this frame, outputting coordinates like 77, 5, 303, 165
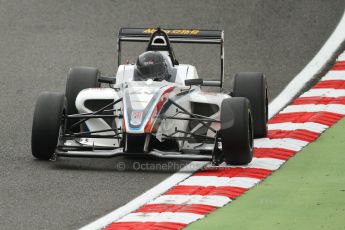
137, 62, 167, 80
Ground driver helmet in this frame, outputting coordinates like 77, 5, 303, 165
136, 51, 169, 81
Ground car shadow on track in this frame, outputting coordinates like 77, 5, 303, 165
47, 157, 194, 174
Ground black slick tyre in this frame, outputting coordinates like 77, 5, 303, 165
219, 97, 253, 165
31, 92, 65, 160
233, 72, 268, 138
65, 66, 100, 132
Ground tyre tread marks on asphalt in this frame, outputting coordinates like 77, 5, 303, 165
103, 51, 345, 230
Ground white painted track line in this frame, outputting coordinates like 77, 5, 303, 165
149, 194, 231, 207
301, 89, 345, 98
254, 138, 309, 152
116, 212, 204, 224
322, 70, 345, 80
267, 122, 328, 133
179, 176, 260, 188
281, 104, 345, 114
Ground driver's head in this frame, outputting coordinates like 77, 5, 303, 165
136, 51, 169, 81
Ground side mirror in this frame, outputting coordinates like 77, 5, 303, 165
185, 79, 203, 86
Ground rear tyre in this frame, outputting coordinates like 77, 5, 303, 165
219, 97, 253, 165
233, 72, 268, 138
31, 92, 65, 160
65, 66, 100, 132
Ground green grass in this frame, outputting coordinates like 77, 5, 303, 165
186, 118, 345, 230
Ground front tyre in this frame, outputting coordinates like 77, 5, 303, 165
31, 92, 66, 160
65, 67, 100, 132
233, 72, 268, 138
219, 97, 253, 165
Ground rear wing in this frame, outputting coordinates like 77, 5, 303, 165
117, 28, 224, 88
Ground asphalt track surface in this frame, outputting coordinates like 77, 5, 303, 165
0, 1, 344, 229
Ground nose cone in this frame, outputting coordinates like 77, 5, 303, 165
123, 82, 174, 133
125, 88, 155, 130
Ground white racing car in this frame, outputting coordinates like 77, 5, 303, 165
31, 28, 268, 165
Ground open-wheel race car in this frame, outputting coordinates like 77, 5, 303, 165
31, 28, 268, 165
